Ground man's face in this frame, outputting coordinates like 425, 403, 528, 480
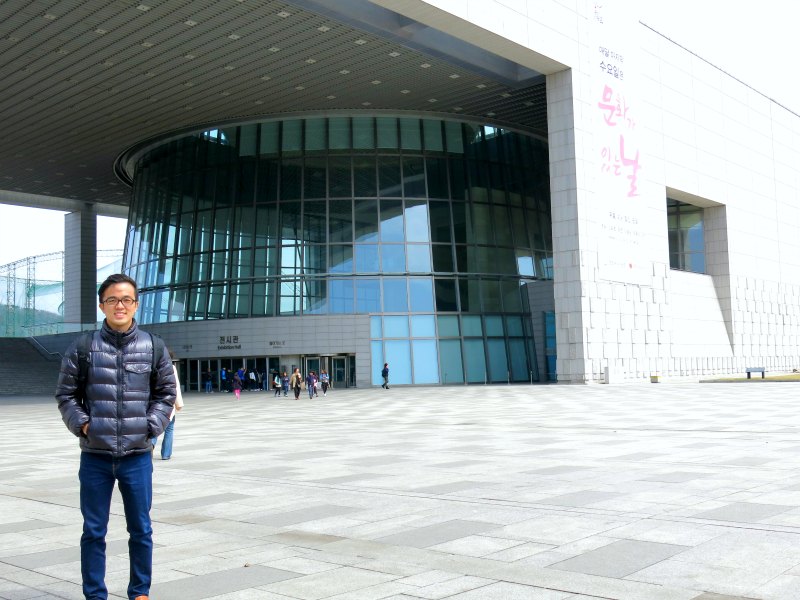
99, 282, 138, 332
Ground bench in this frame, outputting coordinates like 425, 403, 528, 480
745, 367, 765, 379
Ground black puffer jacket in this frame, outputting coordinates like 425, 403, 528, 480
56, 320, 176, 457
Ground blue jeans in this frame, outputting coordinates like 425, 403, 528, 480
79, 451, 153, 600
205, 380, 212, 392
150, 417, 175, 459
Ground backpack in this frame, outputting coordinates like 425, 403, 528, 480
381, 367, 388, 377
75, 331, 165, 400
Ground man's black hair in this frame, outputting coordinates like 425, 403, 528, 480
98, 273, 138, 302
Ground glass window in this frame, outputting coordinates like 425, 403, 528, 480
452, 203, 469, 243
255, 204, 278, 246
405, 200, 430, 242
379, 157, 402, 197
385, 340, 412, 384
437, 315, 459, 336
252, 281, 275, 316
439, 339, 463, 383
432, 244, 453, 272
450, 158, 467, 200
329, 157, 352, 198
354, 199, 378, 241
509, 338, 528, 381
667, 199, 705, 273
259, 122, 279, 156
329, 117, 350, 150
253, 246, 278, 277
429, 201, 452, 243
462, 314, 482, 336
407, 244, 431, 272
383, 279, 408, 312
282, 120, 302, 153
458, 277, 480, 312
304, 157, 326, 199
280, 201, 301, 242
381, 244, 406, 272
256, 159, 278, 203
384, 315, 409, 337
472, 203, 493, 244
353, 116, 375, 149
380, 200, 404, 241
481, 279, 502, 312
371, 340, 384, 386
445, 121, 464, 154
427, 158, 449, 199
240, 124, 257, 157
370, 315, 382, 338
423, 119, 444, 152
506, 315, 524, 336
329, 278, 353, 313
304, 200, 326, 243
411, 315, 436, 337
435, 278, 458, 311
485, 315, 504, 336
305, 118, 326, 152
208, 284, 227, 319
355, 243, 379, 272
501, 280, 522, 312
304, 278, 327, 314
403, 157, 426, 198
229, 282, 251, 318
281, 159, 302, 200
353, 156, 377, 197
463, 338, 487, 383
376, 117, 398, 149
356, 279, 381, 313
409, 278, 434, 312
330, 244, 354, 273
400, 118, 422, 150
487, 338, 508, 382
412, 340, 439, 384
304, 244, 326, 275
329, 199, 352, 243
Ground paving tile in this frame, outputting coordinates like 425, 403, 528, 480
445, 581, 573, 599
251, 505, 361, 527
1, 539, 129, 569
263, 566, 396, 600
150, 565, 301, 599
537, 491, 620, 507
375, 520, 497, 548
550, 539, 690, 578
411, 481, 485, 495
691, 502, 794, 523
157, 493, 255, 511
0, 520, 59, 535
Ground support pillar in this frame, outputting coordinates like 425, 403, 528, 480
64, 207, 97, 325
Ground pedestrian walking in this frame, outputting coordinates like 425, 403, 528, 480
233, 372, 242, 400
290, 368, 303, 400
281, 371, 290, 397
320, 370, 329, 396
381, 362, 390, 389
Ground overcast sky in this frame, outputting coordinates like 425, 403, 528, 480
1, 1, 797, 267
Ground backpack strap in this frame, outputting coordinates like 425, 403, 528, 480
75, 331, 94, 400
149, 332, 166, 385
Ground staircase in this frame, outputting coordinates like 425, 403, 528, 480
0, 338, 63, 396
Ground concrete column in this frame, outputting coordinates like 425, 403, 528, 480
64, 207, 97, 325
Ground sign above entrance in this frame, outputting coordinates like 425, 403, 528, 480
269, 340, 286, 347
218, 335, 242, 351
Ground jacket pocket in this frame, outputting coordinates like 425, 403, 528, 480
124, 363, 151, 392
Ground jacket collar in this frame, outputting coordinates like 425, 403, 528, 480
100, 319, 139, 348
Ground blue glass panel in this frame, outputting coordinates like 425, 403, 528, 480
463, 339, 487, 383
376, 117, 398, 149
381, 245, 405, 273
355, 244, 379, 272
487, 338, 508, 382
485, 315, 504, 336
328, 279, 353, 313
509, 338, 528, 381
437, 315, 459, 337
329, 244, 353, 273
383, 315, 409, 337
439, 339, 464, 383
370, 315, 382, 339
353, 116, 375, 149
407, 245, 431, 272
400, 118, 421, 150
423, 119, 443, 152
412, 340, 439, 384
380, 200, 404, 240
411, 315, 436, 337
462, 315, 482, 336
385, 340, 412, 384
281, 120, 302, 153
506, 315, 524, 336
259, 122, 279, 156
371, 340, 384, 386
383, 279, 408, 312
409, 278, 434, 312
405, 201, 430, 242
356, 279, 381, 313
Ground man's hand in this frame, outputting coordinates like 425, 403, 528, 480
81, 422, 89, 436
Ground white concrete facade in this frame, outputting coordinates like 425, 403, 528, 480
388, 0, 800, 382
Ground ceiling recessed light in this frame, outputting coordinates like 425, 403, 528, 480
43, 13, 58, 20
340, 69, 350, 75
362, 101, 372, 106
486, 112, 496, 116
277, 11, 291, 17
224, 65, 235, 70
326, 95, 336, 99
57, 48, 69, 55
476, 84, 487, 89
221, 91, 230, 96
144, 72, 155, 77
428, 98, 437, 103
184, 82, 194, 87
184, 54, 195, 59
317, 25, 330, 32
254, 100, 263, 105
305, 58, 317, 64
103, 60, 115, 66
136, 4, 151, 11
453, 106, 463, 111
184, 20, 198, 26
420, 63, 431, 68
400, 89, 410, 94
141, 41, 154, 48
295, 85, 305, 90
523, 101, 534, 107
90, 188, 98, 192
95, 29, 108, 34
449, 74, 460, 79
371, 80, 381, 85
354, 39, 367, 45
228, 34, 241, 40
260, 75, 271, 81
389, 51, 400, 57
500, 92, 511, 98
269, 47, 280, 52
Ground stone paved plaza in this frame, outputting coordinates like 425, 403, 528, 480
3, 382, 800, 600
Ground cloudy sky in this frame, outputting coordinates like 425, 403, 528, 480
1, 1, 797, 267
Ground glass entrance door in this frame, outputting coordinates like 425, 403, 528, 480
332, 357, 346, 388
304, 356, 320, 378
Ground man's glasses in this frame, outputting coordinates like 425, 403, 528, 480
101, 297, 137, 307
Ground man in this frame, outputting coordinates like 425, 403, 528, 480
56, 273, 176, 600
381, 362, 390, 389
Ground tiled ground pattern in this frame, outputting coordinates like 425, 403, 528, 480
2, 382, 800, 599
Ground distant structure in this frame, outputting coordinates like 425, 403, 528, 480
0, 250, 122, 337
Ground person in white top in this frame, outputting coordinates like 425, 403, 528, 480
152, 353, 184, 460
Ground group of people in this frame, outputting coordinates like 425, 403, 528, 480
283, 368, 330, 399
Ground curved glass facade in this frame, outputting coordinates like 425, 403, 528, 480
124, 114, 552, 383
